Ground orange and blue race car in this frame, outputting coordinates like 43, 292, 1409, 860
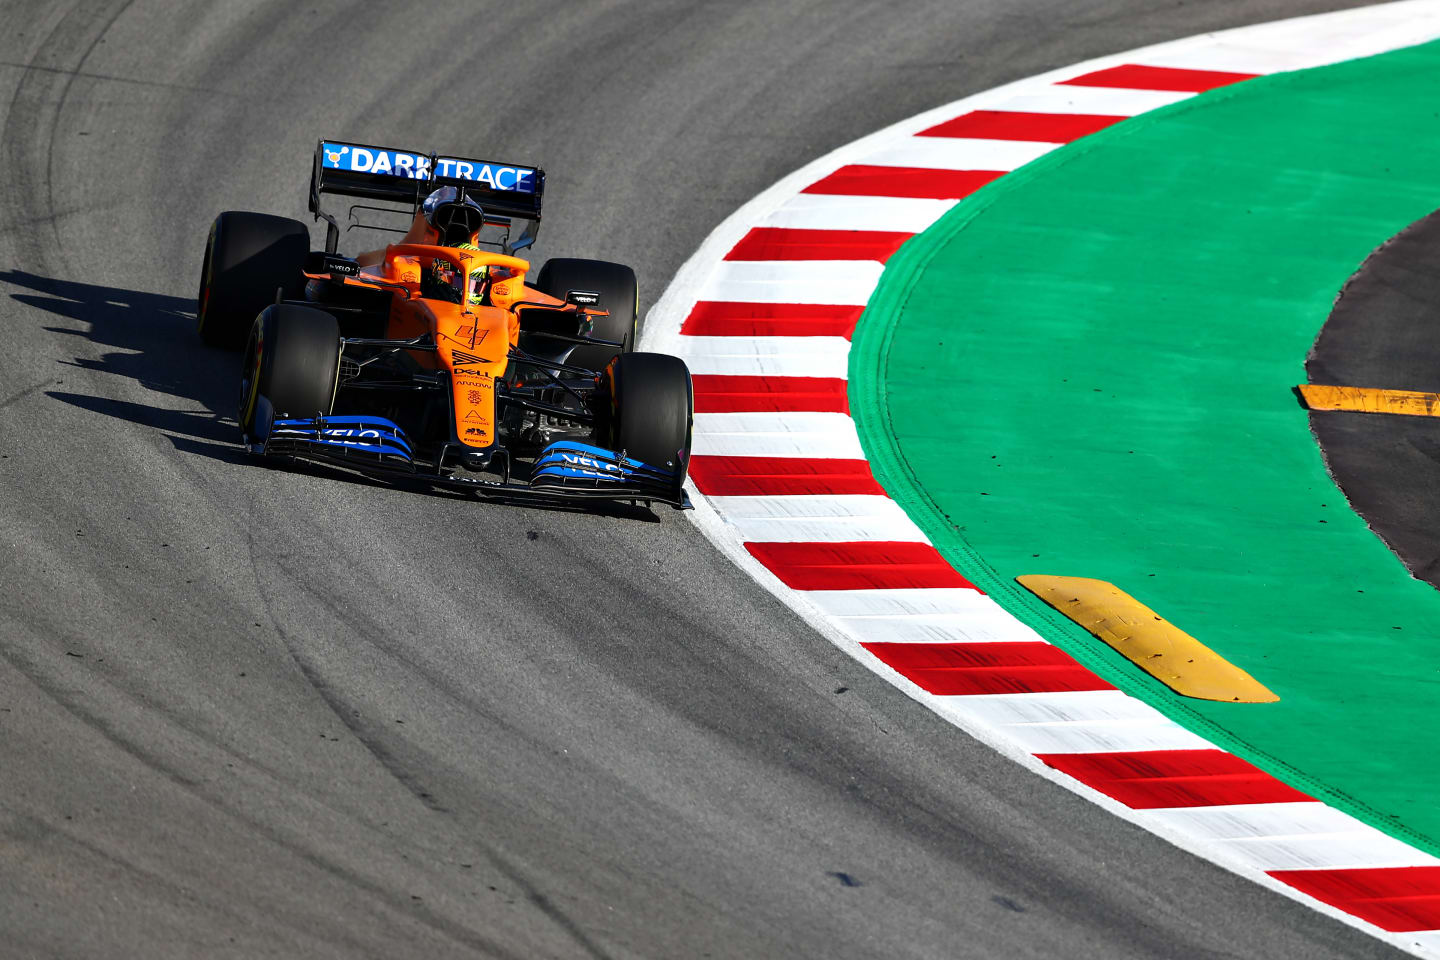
195, 139, 692, 508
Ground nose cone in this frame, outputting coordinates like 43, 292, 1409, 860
460, 449, 493, 472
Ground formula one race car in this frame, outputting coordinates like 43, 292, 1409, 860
195, 139, 691, 508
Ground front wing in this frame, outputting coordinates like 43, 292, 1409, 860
248, 409, 690, 509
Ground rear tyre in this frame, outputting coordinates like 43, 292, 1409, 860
198, 211, 309, 350
533, 258, 637, 370
239, 304, 340, 442
606, 352, 692, 483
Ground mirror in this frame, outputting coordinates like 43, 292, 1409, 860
304, 251, 361, 277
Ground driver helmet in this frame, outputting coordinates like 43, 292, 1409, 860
421, 256, 462, 303
421, 185, 485, 245
454, 242, 491, 305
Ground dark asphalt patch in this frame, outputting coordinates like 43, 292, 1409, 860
1308, 207, 1440, 587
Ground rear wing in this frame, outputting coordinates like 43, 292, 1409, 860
309, 139, 546, 254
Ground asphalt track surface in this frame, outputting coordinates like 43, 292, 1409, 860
1309, 209, 1440, 589
0, 2, 1409, 958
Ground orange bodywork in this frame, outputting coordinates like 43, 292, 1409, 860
303, 242, 578, 451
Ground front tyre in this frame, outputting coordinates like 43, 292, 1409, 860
239, 304, 340, 443
198, 211, 309, 351
606, 352, 693, 486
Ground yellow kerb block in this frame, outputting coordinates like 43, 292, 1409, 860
1016, 575, 1278, 703
1298, 384, 1440, 417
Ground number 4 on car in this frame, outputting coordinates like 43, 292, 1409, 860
195, 139, 693, 509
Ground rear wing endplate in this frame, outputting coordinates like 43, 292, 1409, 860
309, 139, 545, 253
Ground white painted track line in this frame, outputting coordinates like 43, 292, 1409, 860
757, 195, 958, 232
697, 260, 885, 305
705, 494, 932, 544
933, 689, 1178, 726
861, 137, 1060, 171
676, 335, 851, 378
691, 412, 866, 459
987, 86, 1193, 115
804, 588, 993, 617
832, 610, 1048, 644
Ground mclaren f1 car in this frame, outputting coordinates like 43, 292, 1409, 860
195, 139, 692, 508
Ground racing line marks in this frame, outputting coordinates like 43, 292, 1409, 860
642, 3, 1440, 954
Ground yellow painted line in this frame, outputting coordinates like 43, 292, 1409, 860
1298, 383, 1440, 417
1016, 576, 1278, 703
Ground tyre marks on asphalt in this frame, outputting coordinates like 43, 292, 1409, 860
642, 3, 1440, 954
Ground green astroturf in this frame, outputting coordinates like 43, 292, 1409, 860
851, 39, 1440, 851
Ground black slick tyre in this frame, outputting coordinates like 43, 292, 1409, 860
239, 304, 340, 441
607, 352, 692, 482
533, 258, 637, 370
198, 211, 309, 351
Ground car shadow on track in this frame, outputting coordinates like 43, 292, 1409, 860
2, 269, 662, 521
2, 268, 245, 454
